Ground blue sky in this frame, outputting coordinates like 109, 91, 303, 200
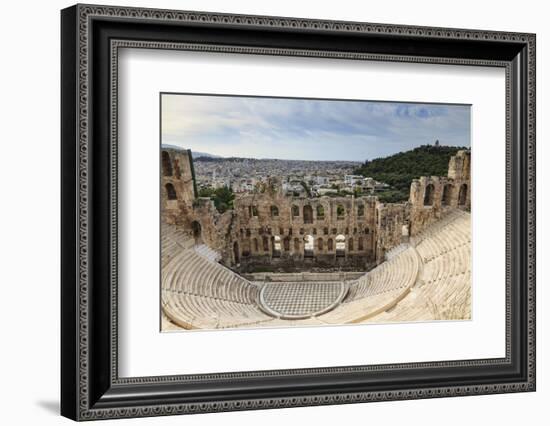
161, 94, 470, 162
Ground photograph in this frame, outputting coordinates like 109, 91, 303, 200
160, 94, 472, 331
56, 3, 536, 421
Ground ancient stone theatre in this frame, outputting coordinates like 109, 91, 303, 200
160, 148, 472, 330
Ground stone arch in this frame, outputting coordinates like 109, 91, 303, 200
191, 221, 201, 243
327, 238, 334, 251
358, 236, 364, 251
304, 235, 314, 258
165, 183, 177, 200
283, 237, 290, 252
270, 205, 279, 217
423, 183, 435, 206
303, 205, 313, 224
253, 238, 259, 253
292, 205, 300, 217
317, 238, 324, 251
442, 184, 453, 206
316, 204, 325, 219
458, 184, 468, 206
262, 236, 269, 252
348, 237, 354, 251
336, 234, 346, 257
233, 241, 240, 264
336, 204, 345, 219
161, 151, 173, 176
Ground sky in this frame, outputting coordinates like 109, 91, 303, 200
161, 94, 471, 162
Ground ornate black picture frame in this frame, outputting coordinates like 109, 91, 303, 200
61, 4, 536, 421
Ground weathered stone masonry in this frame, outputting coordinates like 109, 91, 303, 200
161, 147, 471, 272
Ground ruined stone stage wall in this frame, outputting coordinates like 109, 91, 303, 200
231, 193, 378, 271
160, 148, 471, 272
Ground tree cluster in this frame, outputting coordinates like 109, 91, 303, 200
354, 144, 467, 203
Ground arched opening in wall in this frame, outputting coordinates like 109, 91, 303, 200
292, 205, 300, 218
262, 236, 269, 252
423, 184, 435, 206
165, 183, 177, 200
336, 234, 346, 257
358, 237, 364, 251
283, 237, 290, 252
253, 238, 259, 253
270, 206, 279, 217
272, 236, 281, 257
304, 235, 314, 258
327, 238, 334, 252
316, 205, 324, 219
293, 237, 300, 253
317, 238, 324, 251
233, 242, 240, 264
348, 237, 354, 251
191, 221, 202, 243
303, 205, 313, 224
442, 184, 453, 206
357, 204, 364, 217
458, 184, 468, 206
161, 151, 173, 176
337, 205, 345, 220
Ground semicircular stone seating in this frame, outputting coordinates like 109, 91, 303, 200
161, 209, 472, 330
161, 223, 273, 330
367, 210, 471, 323
316, 246, 420, 324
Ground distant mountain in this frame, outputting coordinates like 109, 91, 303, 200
354, 144, 468, 203
161, 143, 185, 151
161, 144, 223, 159
191, 151, 223, 159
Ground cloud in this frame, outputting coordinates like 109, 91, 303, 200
162, 94, 470, 161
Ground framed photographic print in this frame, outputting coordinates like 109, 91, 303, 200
61, 4, 536, 421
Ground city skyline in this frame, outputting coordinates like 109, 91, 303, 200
162, 94, 471, 162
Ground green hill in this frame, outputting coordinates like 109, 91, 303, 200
353, 144, 468, 203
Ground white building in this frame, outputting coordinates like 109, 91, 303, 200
344, 174, 365, 187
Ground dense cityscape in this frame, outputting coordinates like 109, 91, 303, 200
193, 155, 390, 198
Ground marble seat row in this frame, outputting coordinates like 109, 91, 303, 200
161, 222, 272, 329
162, 250, 259, 303
369, 212, 471, 323
194, 244, 222, 262
314, 247, 420, 323
345, 247, 419, 302
385, 243, 409, 261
